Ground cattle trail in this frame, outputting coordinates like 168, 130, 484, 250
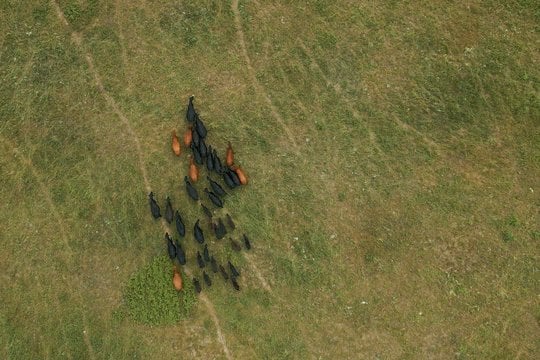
231, 0, 299, 152
160, 219, 232, 360
294, 40, 385, 155
296, 39, 442, 156
243, 253, 272, 291
114, 0, 133, 92
1, 136, 97, 360
50, 1, 232, 358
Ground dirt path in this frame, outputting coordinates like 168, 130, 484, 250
295, 39, 442, 156
243, 252, 272, 291
0, 135, 97, 360
114, 0, 133, 93
49, 1, 232, 358
231, 0, 299, 152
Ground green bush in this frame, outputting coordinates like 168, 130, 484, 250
123, 256, 196, 325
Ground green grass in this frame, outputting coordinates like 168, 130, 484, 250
122, 255, 195, 325
0, 0, 539, 359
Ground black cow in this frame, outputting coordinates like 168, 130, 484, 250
165, 196, 173, 224
228, 261, 240, 277
197, 251, 205, 268
166, 233, 176, 260
201, 204, 212, 219
204, 188, 223, 208
186, 96, 197, 123
203, 271, 212, 287
194, 219, 205, 244
198, 138, 207, 158
210, 256, 218, 273
175, 211, 185, 237
148, 192, 161, 219
193, 277, 201, 293
184, 176, 199, 201
175, 239, 186, 265
191, 142, 202, 164
207, 177, 227, 197
195, 117, 207, 138
215, 218, 227, 240
203, 244, 210, 262
243, 234, 251, 250
226, 213, 235, 230
219, 265, 229, 280
231, 277, 240, 291
206, 146, 215, 172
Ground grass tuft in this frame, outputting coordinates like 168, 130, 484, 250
501, 230, 514, 243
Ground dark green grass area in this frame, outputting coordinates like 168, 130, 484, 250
1, 0, 538, 359
121, 255, 196, 325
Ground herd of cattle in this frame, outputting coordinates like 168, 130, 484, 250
148, 96, 250, 294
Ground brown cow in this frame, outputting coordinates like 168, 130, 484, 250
173, 266, 183, 291
172, 130, 181, 156
226, 142, 234, 166
189, 155, 199, 182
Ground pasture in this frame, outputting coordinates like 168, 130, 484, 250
0, 0, 538, 358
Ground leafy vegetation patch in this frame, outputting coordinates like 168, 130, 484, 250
123, 255, 196, 325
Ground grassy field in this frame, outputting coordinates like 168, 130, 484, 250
1, 0, 538, 358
